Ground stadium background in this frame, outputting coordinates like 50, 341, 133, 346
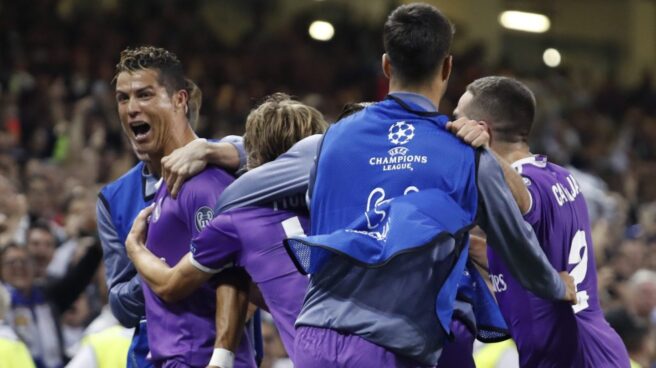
1, 0, 656, 366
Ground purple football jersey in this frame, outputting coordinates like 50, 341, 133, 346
190, 204, 310, 361
487, 155, 629, 367
143, 168, 256, 368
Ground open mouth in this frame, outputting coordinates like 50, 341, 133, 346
130, 122, 151, 138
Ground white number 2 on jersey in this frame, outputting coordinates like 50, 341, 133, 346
568, 230, 590, 313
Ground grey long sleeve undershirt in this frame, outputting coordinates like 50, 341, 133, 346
214, 138, 565, 301
96, 199, 145, 327
216, 134, 322, 212
476, 149, 565, 300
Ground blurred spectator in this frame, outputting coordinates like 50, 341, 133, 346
26, 221, 57, 281
260, 316, 292, 368
65, 264, 133, 368
627, 270, 656, 325
0, 238, 101, 367
0, 282, 36, 368
0, 174, 28, 247
606, 308, 655, 368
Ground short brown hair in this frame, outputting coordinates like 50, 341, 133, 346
114, 46, 186, 94
464, 76, 536, 143
185, 78, 202, 127
114, 46, 201, 123
244, 93, 328, 169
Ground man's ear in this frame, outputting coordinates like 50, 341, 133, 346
479, 121, 494, 145
174, 89, 189, 114
382, 53, 392, 80
442, 54, 453, 82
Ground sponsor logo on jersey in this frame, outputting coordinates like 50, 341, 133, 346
195, 206, 214, 231
490, 273, 508, 292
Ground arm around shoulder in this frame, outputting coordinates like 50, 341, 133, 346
476, 149, 566, 301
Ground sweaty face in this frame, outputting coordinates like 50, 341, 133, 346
115, 69, 176, 158
453, 91, 474, 120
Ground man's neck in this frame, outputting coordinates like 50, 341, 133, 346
491, 141, 532, 165
388, 81, 442, 111
149, 124, 197, 177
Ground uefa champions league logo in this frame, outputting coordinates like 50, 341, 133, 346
388, 121, 415, 145
369, 121, 426, 172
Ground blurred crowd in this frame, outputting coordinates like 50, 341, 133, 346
1, 0, 655, 367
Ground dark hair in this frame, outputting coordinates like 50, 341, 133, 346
28, 219, 53, 236
605, 308, 650, 353
464, 76, 536, 143
336, 102, 374, 121
113, 46, 186, 96
383, 3, 454, 86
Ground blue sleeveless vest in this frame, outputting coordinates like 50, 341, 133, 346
286, 96, 479, 334
99, 162, 153, 243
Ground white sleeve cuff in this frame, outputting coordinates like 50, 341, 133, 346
189, 255, 233, 274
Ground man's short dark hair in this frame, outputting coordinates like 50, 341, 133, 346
28, 219, 53, 236
113, 46, 186, 96
605, 308, 650, 354
383, 3, 454, 86
336, 102, 374, 121
464, 76, 536, 143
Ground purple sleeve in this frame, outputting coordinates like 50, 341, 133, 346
189, 213, 241, 273
522, 176, 542, 226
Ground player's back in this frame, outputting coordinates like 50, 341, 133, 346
221, 196, 310, 360
488, 155, 629, 367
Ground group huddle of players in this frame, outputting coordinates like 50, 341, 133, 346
99, 3, 632, 368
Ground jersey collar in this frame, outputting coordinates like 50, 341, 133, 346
141, 163, 159, 200
511, 155, 548, 173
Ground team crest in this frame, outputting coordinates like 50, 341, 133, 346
388, 121, 415, 145
195, 206, 214, 231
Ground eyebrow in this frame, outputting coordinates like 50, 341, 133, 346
115, 86, 155, 95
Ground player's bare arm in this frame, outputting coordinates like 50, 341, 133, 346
208, 268, 250, 368
126, 205, 212, 302
468, 233, 489, 270
162, 139, 241, 198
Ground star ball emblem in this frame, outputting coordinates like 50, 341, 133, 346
388, 121, 415, 145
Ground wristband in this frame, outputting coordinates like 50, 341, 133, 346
209, 348, 235, 368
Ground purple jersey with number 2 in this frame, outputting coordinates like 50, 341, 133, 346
143, 168, 256, 368
487, 155, 629, 368
190, 202, 310, 362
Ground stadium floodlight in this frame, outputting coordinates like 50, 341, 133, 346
499, 10, 551, 33
309, 20, 334, 41
543, 48, 561, 67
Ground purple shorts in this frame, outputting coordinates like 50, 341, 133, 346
436, 319, 475, 368
294, 326, 436, 368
